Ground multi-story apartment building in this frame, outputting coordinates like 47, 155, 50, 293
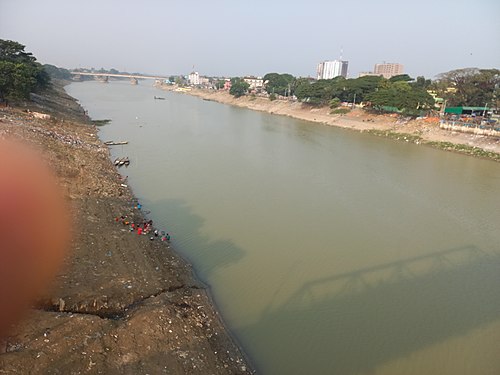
373, 63, 404, 79
243, 76, 264, 90
317, 60, 348, 80
188, 71, 200, 85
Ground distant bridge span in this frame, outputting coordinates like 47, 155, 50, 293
70, 71, 168, 80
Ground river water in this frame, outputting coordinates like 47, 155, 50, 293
66, 81, 500, 375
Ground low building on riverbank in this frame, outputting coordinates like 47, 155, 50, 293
243, 76, 264, 91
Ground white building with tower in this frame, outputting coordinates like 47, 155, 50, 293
188, 71, 200, 85
316, 60, 348, 80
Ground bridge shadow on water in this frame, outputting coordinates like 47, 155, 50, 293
118, 195, 500, 374
237, 246, 500, 375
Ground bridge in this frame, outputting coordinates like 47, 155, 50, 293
70, 71, 168, 84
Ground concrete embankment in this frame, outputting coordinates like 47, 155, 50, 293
0, 82, 253, 374
439, 121, 500, 137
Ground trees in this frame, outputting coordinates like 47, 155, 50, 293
412, 76, 432, 90
294, 79, 312, 102
294, 75, 384, 105
0, 40, 37, 64
367, 80, 435, 116
339, 75, 384, 102
435, 68, 500, 107
329, 98, 340, 109
174, 76, 186, 86
43, 64, 71, 80
229, 78, 249, 98
0, 39, 50, 101
293, 73, 435, 115
215, 79, 226, 90
0, 63, 36, 100
263, 73, 295, 96
389, 74, 412, 83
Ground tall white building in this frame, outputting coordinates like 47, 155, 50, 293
188, 71, 200, 85
317, 60, 348, 80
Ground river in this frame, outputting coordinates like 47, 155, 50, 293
66, 80, 500, 375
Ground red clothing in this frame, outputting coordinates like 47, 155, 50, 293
137, 227, 143, 235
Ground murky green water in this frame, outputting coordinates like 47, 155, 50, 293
67, 81, 500, 375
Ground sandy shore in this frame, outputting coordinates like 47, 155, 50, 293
0, 82, 253, 374
162, 86, 500, 160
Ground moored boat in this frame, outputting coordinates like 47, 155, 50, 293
105, 141, 129, 146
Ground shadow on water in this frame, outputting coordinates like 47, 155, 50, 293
138, 197, 247, 281
237, 246, 500, 375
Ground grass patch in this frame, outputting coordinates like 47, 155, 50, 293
330, 108, 350, 115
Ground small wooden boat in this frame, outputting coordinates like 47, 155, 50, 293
114, 157, 130, 167
105, 141, 128, 146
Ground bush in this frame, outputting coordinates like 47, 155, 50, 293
269, 93, 276, 101
329, 98, 340, 109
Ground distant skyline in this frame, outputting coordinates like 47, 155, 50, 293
1, 0, 499, 79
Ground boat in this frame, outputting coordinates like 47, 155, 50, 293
105, 141, 128, 146
154, 96, 166, 100
114, 157, 130, 167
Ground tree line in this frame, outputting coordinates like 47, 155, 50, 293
226, 69, 499, 116
434, 68, 499, 108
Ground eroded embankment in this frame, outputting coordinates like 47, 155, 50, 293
0, 83, 253, 374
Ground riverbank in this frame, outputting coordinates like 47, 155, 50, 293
0, 82, 253, 374
162, 86, 500, 161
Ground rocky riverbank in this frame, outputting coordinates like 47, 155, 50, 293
0, 82, 253, 374
162, 86, 500, 161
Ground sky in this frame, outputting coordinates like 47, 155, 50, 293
1, 0, 499, 79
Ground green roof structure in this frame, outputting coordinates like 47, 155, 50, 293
445, 106, 489, 114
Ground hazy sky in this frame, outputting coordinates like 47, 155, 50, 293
1, 0, 499, 79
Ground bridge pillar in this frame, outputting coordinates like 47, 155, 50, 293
95, 75, 109, 83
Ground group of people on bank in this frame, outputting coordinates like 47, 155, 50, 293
115, 203, 171, 242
